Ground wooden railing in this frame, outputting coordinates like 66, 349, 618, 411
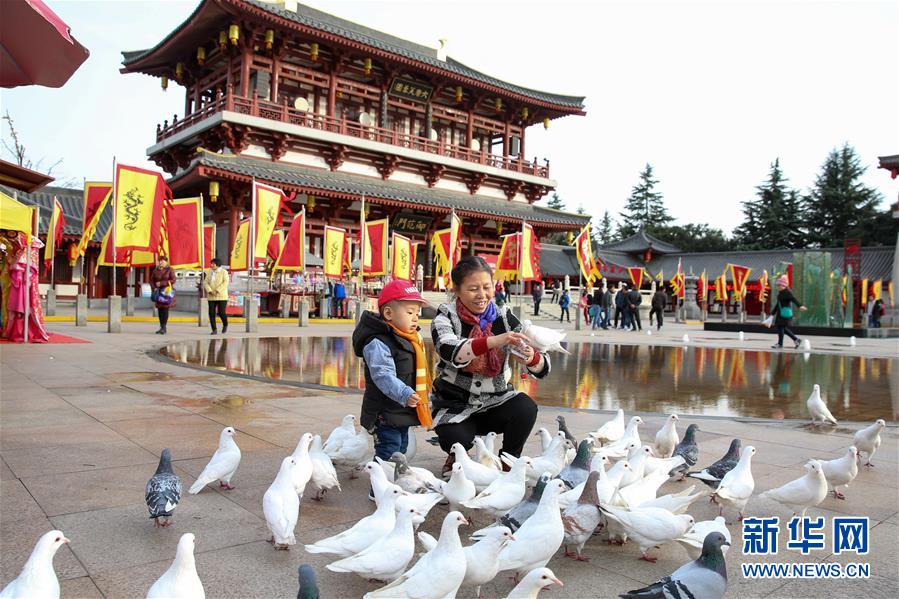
156, 88, 550, 178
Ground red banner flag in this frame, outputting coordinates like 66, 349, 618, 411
729, 263, 752, 298
676, 259, 685, 299
44, 196, 65, 271
72, 182, 111, 264
165, 197, 203, 270
628, 267, 645, 288
273, 212, 305, 272
362, 218, 389, 276
574, 224, 600, 283
203, 223, 216, 269
697, 270, 707, 304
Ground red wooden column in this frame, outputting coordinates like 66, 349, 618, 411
502, 119, 510, 158
240, 42, 252, 97
228, 206, 239, 259
327, 65, 338, 117
466, 109, 474, 148
271, 50, 281, 101
519, 126, 526, 162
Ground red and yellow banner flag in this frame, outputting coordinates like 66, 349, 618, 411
520, 223, 540, 282
714, 272, 727, 302
113, 164, 171, 253
253, 182, 286, 260
72, 182, 111, 264
323, 225, 347, 278
273, 212, 305, 272
860, 278, 868, 307
203, 223, 216, 268
676, 259, 685, 299
229, 219, 250, 272
495, 224, 541, 282
430, 228, 452, 287
758, 269, 770, 304
728, 263, 752, 298
391, 233, 414, 281
872, 279, 882, 301
96, 228, 130, 271
494, 233, 519, 281
449, 212, 463, 272
165, 197, 203, 270
267, 230, 284, 262
362, 218, 389, 276
574, 224, 600, 283
628, 267, 645, 288
44, 197, 65, 271
697, 270, 707, 303
655, 270, 664, 283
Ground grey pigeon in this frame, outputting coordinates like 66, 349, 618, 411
619, 532, 729, 599
389, 452, 434, 494
297, 564, 319, 599
668, 424, 700, 480
496, 473, 551, 533
557, 439, 593, 489
687, 439, 741, 489
556, 415, 577, 445
146, 448, 182, 527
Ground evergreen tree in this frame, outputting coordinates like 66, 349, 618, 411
597, 211, 615, 245
618, 163, 673, 238
655, 224, 730, 252
733, 159, 802, 249
545, 192, 565, 211
804, 144, 883, 247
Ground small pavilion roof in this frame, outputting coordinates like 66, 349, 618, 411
601, 230, 682, 255
0, 159, 54, 193
121, 0, 585, 115
173, 152, 591, 229
878, 154, 899, 178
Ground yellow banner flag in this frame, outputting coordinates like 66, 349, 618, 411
391, 233, 414, 281
230, 220, 250, 271
520, 223, 540, 281
253, 182, 285, 259
860, 278, 868, 307
449, 212, 463, 272
113, 164, 170, 252
324, 225, 347, 278
872, 279, 882, 301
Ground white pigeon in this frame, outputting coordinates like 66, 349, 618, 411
323, 414, 357, 451
602, 459, 632, 496
364, 511, 469, 599
647, 330, 652, 336
535, 428, 553, 453
400, 492, 444, 528
643, 453, 686, 478
710, 445, 756, 522
802, 339, 811, 351
305, 484, 406, 557
290, 432, 315, 496
854, 419, 885, 467
640, 486, 704, 514
599, 504, 695, 562
263, 457, 300, 549
378, 454, 441, 494
322, 426, 372, 478
762, 459, 828, 517
559, 453, 610, 510
453, 443, 502, 490
601, 416, 643, 458
654, 414, 680, 459
562, 471, 602, 561
619, 445, 653, 488
326, 497, 421, 581
806, 384, 837, 425
503, 567, 563, 599
463, 457, 530, 516
419, 525, 514, 598
405, 428, 418, 462
588, 409, 625, 445
615, 469, 670, 508
821, 446, 859, 500
521, 320, 569, 354
0, 530, 70, 599
677, 516, 731, 560
682, 333, 690, 344
188, 426, 241, 493
443, 462, 477, 510
738, 331, 745, 341
484, 431, 499, 455
512, 435, 567, 484
146, 533, 205, 599
498, 479, 567, 579
849, 336, 857, 346
365, 461, 393, 501
474, 436, 502, 470
309, 434, 341, 500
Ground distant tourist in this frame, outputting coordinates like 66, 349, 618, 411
580, 292, 591, 323
531, 281, 543, 316
151, 256, 176, 335
627, 284, 643, 331
495, 286, 506, 306
204, 258, 229, 334
352, 279, 430, 500
650, 286, 667, 331
550, 280, 561, 303
333, 281, 347, 318
430, 256, 549, 476
770, 275, 806, 349
559, 289, 571, 322
871, 298, 884, 328
614, 285, 627, 329
600, 286, 613, 329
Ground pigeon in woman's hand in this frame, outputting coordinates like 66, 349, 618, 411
668, 424, 700, 480
688, 439, 741, 489
188, 426, 241, 493
619, 532, 729, 599
296, 565, 319, 599
146, 534, 205, 599
146, 448, 181, 528
0, 530, 69, 599
520, 320, 569, 354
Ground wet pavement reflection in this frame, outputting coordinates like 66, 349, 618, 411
159, 337, 897, 422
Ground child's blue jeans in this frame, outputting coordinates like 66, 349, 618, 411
374, 421, 409, 461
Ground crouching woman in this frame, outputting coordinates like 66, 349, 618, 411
430, 256, 550, 475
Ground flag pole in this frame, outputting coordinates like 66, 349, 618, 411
519, 219, 525, 307
80, 178, 86, 295
359, 193, 366, 303
50, 195, 57, 292
111, 157, 118, 297
249, 178, 256, 314
22, 194, 35, 343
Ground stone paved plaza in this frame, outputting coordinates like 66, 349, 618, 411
1, 318, 897, 598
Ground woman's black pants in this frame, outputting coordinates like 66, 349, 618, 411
435, 393, 538, 458
157, 306, 169, 330
777, 325, 799, 345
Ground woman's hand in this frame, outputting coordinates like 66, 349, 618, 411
799, 306, 808, 312
487, 331, 529, 350
510, 343, 536, 365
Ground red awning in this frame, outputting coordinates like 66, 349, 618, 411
0, 0, 89, 88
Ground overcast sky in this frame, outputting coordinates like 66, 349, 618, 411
3, 0, 897, 234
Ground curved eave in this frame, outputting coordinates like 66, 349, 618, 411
121, 0, 585, 116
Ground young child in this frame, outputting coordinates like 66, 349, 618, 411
352, 279, 431, 498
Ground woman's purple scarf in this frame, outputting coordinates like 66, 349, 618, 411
477, 301, 498, 330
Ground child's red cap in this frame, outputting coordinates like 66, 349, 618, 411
378, 279, 428, 308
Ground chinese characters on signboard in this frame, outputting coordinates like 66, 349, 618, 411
392, 213, 432, 236
388, 77, 434, 103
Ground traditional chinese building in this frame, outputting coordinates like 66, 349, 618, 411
120, 0, 589, 286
